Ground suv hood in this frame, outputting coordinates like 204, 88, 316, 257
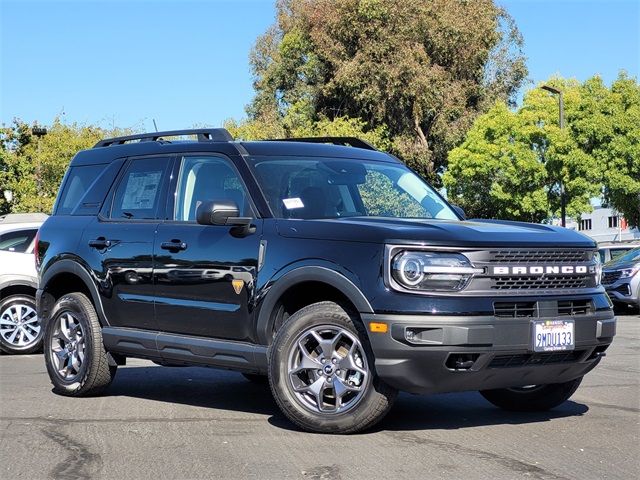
603, 250, 640, 271
276, 217, 596, 248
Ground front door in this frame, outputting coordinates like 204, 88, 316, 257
80, 155, 173, 330
153, 154, 261, 341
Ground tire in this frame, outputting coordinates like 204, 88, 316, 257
0, 294, 44, 354
242, 373, 269, 384
268, 301, 397, 434
43, 292, 116, 396
480, 377, 583, 412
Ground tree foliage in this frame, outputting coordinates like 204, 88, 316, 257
0, 119, 128, 214
245, 0, 527, 184
444, 73, 640, 226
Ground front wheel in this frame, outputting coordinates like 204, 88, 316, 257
44, 293, 116, 396
480, 377, 583, 412
268, 301, 397, 434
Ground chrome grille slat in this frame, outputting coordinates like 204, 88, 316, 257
488, 250, 590, 264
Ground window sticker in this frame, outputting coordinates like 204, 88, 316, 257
121, 171, 162, 210
282, 197, 304, 209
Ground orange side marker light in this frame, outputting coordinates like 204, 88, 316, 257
369, 322, 388, 333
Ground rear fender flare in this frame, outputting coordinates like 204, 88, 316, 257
40, 259, 109, 325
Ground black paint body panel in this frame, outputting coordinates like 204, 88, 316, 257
36, 138, 615, 394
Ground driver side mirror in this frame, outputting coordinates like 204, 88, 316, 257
196, 200, 254, 234
452, 205, 466, 220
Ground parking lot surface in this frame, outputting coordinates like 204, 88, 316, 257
1, 314, 638, 480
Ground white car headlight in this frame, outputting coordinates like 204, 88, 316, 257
620, 265, 639, 278
390, 251, 483, 292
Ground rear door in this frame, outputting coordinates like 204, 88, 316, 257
80, 155, 173, 330
153, 153, 262, 341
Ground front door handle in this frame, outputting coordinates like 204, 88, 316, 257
160, 240, 188, 252
88, 238, 112, 249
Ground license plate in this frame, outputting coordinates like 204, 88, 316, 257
532, 320, 575, 352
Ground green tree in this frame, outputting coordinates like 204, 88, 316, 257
443, 102, 549, 222
246, 0, 527, 184
444, 73, 640, 226
571, 74, 640, 227
0, 119, 129, 214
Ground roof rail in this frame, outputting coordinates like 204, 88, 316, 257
94, 128, 234, 148
268, 136, 377, 151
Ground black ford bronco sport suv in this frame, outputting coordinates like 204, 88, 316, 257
37, 128, 616, 433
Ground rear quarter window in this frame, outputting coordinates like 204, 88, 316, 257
56, 164, 106, 215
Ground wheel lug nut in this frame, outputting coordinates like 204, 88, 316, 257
336, 370, 341, 375
332, 358, 337, 364
317, 369, 322, 375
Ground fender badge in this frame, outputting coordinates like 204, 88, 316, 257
232, 279, 244, 295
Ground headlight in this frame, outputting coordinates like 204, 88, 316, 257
620, 265, 639, 278
390, 251, 482, 292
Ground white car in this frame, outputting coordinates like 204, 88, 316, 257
0, 213, 48, 354
597, 241, 640, 263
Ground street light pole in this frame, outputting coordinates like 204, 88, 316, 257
542, 85, 566, 227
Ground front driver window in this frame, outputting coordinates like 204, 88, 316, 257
174, 156, 250, 222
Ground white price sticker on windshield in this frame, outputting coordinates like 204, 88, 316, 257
283, 197, 304, 209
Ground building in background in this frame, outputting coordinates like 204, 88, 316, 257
563, 207, 640, 243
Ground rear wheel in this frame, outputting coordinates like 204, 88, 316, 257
480, 377, 583, 412
44, 293, 116, 396
268, 301, 396, 434
0, 294, 43, 354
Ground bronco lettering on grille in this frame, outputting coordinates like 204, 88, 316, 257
491, 265, 595, 275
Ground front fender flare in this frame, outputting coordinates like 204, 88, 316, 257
255, 265, 373, 345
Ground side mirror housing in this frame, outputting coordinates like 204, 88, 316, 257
452, 205, 466, 220
196, 200, 252, 228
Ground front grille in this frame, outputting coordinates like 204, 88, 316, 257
493, 301, 536, 318
491, 276, 589, 291
557, 299, 592, 316
488, 249, 590, 264
602, 271, 622, 285
488, 350, 586, 368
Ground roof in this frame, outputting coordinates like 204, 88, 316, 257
0, 213, 49, 224
71, 138, 399, 167
238, 141, 397, 162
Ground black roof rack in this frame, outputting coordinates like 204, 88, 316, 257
268, 137, 377, 151
94, 128, 233, 148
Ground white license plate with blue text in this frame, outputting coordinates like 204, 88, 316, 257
532, 320, 575, 352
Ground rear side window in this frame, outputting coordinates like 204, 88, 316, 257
56, 165, 105, 215
0, 229, 37, 253
110, 157, 172, 220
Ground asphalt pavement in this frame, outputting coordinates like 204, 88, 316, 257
1, 314, 638, 480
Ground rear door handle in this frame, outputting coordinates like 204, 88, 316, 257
88, 238, 112, 249
160, 240, 188, 252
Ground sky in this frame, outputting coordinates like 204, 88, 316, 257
1, 0, 638, 132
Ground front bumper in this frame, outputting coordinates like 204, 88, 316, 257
604, 276, 639, 306
362, 309, 616, 394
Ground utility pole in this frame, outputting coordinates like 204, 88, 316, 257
542, 85, 566, 227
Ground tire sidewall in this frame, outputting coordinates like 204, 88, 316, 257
0, 295, 43, 354
269, 303, 389, 433
44, 294, 97, 393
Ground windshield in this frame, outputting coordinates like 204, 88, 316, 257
248, 157, 459, 220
